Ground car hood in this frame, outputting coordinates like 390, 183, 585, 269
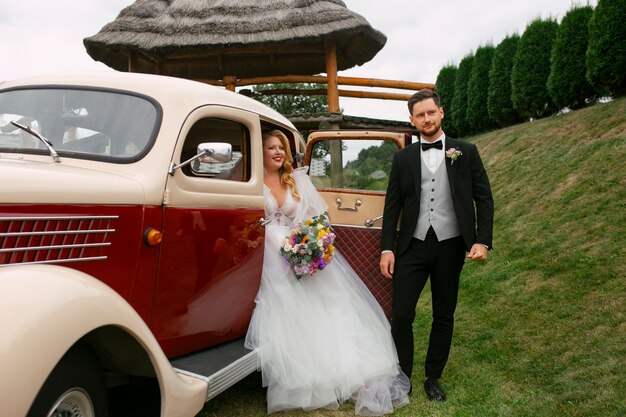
0, 157, 148, 205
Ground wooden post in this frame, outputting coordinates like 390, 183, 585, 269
128, 51, 138, 73
329, 139, 344, 188
325, 40, 340, 114
223, 76, 237, 92
156, 59, 164, 75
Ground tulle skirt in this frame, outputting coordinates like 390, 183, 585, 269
245, 225, 410, 415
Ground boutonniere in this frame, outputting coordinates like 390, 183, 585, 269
446, 147, 463, 165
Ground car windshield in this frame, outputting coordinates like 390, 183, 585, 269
0, 87, 159, 162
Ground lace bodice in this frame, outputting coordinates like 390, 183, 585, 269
264, 185, 298, 227
263, 167, 328, 227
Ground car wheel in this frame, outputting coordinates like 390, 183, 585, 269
27, 344, 108, 417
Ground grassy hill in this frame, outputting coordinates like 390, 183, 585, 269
198, 97, 626, 417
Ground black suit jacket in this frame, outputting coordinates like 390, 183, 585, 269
381, 137, 494, 255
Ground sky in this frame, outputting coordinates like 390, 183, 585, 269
0, 0, 596, 122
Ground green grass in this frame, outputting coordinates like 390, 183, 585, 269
197, 98, 626, 417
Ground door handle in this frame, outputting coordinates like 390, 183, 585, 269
364, 215, 383, 228
335, 198, 361, 212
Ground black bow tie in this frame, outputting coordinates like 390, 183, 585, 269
421, 141, 443, 151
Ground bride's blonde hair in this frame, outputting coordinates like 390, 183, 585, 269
263, 129, 301, 201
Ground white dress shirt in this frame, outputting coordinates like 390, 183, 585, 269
420, 132, 446, 174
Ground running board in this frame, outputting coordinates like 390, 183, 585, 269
171, 338, 259, 401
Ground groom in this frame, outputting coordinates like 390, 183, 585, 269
379, 89, 494, 401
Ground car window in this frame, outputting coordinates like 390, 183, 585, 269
309, 139, 397, 191
0, 88, 159, 162
180, 117, 250, 182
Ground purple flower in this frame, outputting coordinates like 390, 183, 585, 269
293, 263, 309, 277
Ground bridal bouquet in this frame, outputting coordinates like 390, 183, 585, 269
280, 213, 336, 280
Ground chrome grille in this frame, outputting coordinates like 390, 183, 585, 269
0, 215, 117, 266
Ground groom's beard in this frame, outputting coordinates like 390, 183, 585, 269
418, 120, 441, 138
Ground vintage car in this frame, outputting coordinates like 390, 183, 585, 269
0, 72, 412, 417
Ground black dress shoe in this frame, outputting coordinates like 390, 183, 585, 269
424, 378, 447, 401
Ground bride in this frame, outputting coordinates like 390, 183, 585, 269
245, 130, 410, 415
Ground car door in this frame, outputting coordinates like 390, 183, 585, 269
304, 130, 412, 319
152, 106, 266, 358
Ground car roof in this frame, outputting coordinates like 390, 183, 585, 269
0, 71, 296, 130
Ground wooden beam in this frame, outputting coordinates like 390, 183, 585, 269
253, 88, 329, 96
197, 74, 435, 91
337, 90, 412, 100
337, 76, 434, 91
252, 88, 412, 101
197, 75, 324, 85
138, 51, 159, 65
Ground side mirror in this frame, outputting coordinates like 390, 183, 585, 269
191, 142, 233, 175
197, 142, 232, 164
169, 142, 233, 176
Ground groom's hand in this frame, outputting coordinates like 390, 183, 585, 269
380, 252, 395, 279
467, 244, 488, 261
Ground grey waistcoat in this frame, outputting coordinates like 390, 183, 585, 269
413, 157, 461, 241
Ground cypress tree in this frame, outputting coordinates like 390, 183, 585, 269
435, 65, 458, 137
548, 6, 596, 109
511, 18, 559, 119
449, 54, 474, 135
586, 0, 626, 96
488, 34, 524, 127
467, 45, 496, 133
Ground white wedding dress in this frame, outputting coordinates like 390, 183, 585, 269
245, 167, 410, 415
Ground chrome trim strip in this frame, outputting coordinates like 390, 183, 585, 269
0, 242, 111, 253
0, 229, 115, 237
205, 353, 258, 401
0, 215, 119, 221
330, 223, 383, 230
0, 256, 108, 266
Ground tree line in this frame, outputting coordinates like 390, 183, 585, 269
436, 0, 625, 138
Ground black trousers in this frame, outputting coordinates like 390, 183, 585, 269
391, 229, 466, 380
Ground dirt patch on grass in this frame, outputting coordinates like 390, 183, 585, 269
551, 173, 581, 200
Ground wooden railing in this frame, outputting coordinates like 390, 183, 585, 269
197, 74, 435, 103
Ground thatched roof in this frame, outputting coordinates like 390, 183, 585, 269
83, 0, 387, 80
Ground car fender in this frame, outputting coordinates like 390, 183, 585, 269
0, 264, 207, 417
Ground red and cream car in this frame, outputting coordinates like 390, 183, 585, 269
0, 72, 411, 417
